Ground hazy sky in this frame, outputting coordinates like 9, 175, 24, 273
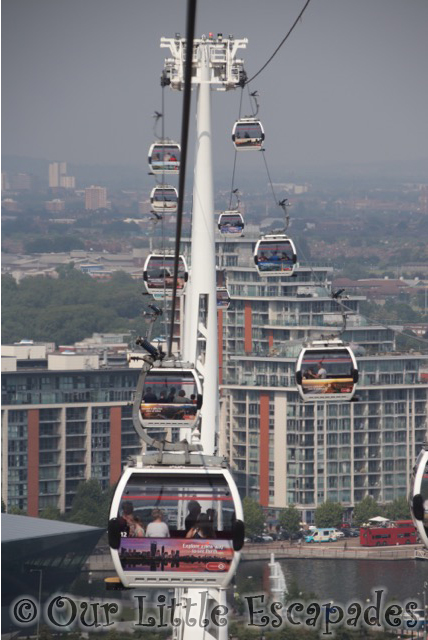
2, 0, 428, 175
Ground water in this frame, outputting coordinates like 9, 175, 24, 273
237, 558, 428, 605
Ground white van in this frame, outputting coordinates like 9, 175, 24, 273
305, 528, 338, 543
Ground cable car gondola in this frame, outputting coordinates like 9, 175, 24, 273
148, 142, 180, 174
410, 447, 428, 549
217, 287, 231, 310
295, 339, 359, 401
218, 211, 244, 236
254, 234, 297, 276
139, 366, 202, 429
143, 254, 188, 298
150, 185, 178, 213
108, 464, 244, 588
232, 118, 265, 151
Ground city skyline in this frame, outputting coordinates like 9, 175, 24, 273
2, 0, 428, 178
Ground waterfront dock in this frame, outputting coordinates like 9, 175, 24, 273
241, 540, 421, 561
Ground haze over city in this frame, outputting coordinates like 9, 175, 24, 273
3, 0, 428, 179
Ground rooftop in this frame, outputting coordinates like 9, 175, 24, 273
1, 513, 102, 544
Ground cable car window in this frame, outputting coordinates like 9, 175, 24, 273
116, 473, 236, 576
148, 143, 180, 174
151, 186, 178, 213
218, 212, 244, 235
143, 255, 187, 297
141, 370, 200, 427
255, 239, 296, 274
232, 119, 264, 150
299, 349, 356, 397
217, 287, 231, 310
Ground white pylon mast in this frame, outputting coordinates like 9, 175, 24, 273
160, 33, 248, 640
161, 33, 247, 455
184, 43, 217, 454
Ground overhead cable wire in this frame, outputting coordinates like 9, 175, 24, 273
228, 88, 244, 208
245, 0, 313, 85
260, 148, 280, 209
168, 0, 197, 357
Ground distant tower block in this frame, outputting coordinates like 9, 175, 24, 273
49, 161, 75, 189
85, 185, 108, 210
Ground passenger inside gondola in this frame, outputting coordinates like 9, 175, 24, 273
300, 350, 354, 395
146, 509, 170, 538
140, 373, 200, 424
186, 513, 216, 539
257, 244, 294, 271
119, 476, 235, 539
120, 501, 145, 537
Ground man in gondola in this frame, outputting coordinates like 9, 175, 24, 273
313, 362, 327, 379
185, 500, 202, 533
143, 387, 157, 403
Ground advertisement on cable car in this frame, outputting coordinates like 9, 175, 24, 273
140, 371, 200, 427
300, 349, 355, 396
256, 241, 295, 273
119, 538, 233, 573
115, 472, 236, 575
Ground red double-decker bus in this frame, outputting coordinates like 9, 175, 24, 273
360, 520, 418, 547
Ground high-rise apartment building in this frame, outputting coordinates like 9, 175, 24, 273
49, 162, 75, 189
1, 346, 142, 515
85, 185, 108, 210
215, 236, 428, 522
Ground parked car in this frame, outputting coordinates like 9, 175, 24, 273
343, 528, 359, 538
277, 531, 290, 540
261, 535, 274, 542
333, 528, 345, 538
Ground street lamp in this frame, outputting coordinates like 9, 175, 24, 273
30, 569, 42, 640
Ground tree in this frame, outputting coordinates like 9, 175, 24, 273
39, 506, 62, 521
352, 496, 382, 526
68, 479, 110, 528
279, 504, 301, 535
9, 506, 27, 515
314, 500, 343, 528
242, 496, 265, 538
384, 496, 411, 521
